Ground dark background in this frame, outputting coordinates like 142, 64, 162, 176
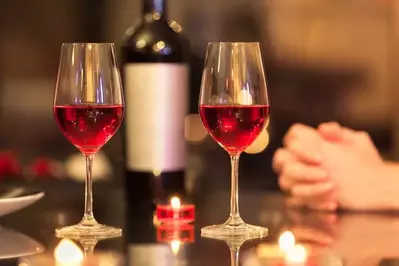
0, 0, 398, 189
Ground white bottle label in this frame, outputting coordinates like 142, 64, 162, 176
124, 63, 188, 172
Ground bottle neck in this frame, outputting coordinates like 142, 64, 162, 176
143, 0, 167, 17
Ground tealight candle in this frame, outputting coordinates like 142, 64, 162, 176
284, 244, 308, 266
156, 196, 195, 223
54, 239, 84, 266
256, 230, 313, 266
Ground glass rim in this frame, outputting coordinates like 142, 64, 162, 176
207, 42, 260, 45
61, 42, 115, 46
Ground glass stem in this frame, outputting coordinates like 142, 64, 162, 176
80, 239, 97, 255
227, 153, 244, 226
81, 154, 97, 226
230, 248, 239, 266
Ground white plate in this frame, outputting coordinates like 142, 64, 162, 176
0, 187, 44, 217
0, 226, 44, 259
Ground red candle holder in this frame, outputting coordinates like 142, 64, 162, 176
156, 196, 195, 224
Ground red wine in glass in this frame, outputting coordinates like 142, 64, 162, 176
199, 104, 270, 154
54, 43, 124, 238
199, 42, 269, 238
54, 105, 124, 155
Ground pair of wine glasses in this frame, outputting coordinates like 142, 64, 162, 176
54, 42, 269, 240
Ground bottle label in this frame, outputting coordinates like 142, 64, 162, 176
124, 63, 188, 172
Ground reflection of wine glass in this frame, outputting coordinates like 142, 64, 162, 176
199, 42, 269, 238
202, 235, 255, 266
52, 235, 122, 266
53, 43, 124, 238
55, 235, 120, 255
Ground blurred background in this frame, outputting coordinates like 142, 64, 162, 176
0, 0, 397, 190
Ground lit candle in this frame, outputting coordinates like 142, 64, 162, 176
156, 196, 195, 223
284, 244, 308, 266
54, 239, 84, 266
256, 231, 311, 266
279, 231, 296, 253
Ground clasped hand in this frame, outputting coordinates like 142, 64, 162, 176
272, 122, 395, 211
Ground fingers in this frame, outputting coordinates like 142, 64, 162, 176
274, 147, 327, 182
286, 140, 323, 165
291, 182, 335, 198
308, 200, 339, 211
318, 122, 366, 147
283, 124, 323, 164
277, 123, 339, 212
275, 147, 330, 195
353, 130, 374, 145
272, 148, 293, 173
283, 162, 328, 182
284, 185, 338, 212
286, 196, 338, 212
279, 163, 329, 192
318, 122, 343, 142
285, 197, 306, 208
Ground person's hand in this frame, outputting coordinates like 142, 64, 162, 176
274, 122, 390, 211
317, 123, 389, 210
273, 124, 338, 210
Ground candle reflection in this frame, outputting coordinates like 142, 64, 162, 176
170, 240, 181, 255
156, 223, 194, 260
156, 223, 195, 244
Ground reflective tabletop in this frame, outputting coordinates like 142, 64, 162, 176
0, 181, 399, 266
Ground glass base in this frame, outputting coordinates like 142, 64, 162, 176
201, 222, 268, 240
55, 223, 122, 239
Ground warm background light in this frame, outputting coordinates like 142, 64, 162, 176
64, 151, 112, 182
244, 129, 269, 154
184, 114, 207, 143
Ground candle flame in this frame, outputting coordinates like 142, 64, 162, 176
171, 196, 181, 209
54, 239, 84, 264
170, 240, 181, 254
278, 231, 295, 253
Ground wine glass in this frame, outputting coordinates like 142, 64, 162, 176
53, 43, 124, 238
199, 42, 270, 238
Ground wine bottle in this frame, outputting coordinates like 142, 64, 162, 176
122, 0, 188, 205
